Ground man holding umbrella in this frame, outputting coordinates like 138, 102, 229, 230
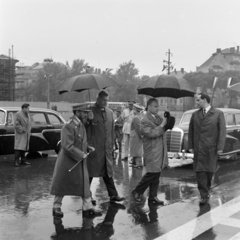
50, 103, 102, 218
86, 90, 125, 204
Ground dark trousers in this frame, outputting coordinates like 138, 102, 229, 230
89, 175, 118, 198
135, 172, 161, 199
196, 171, 213, 198
14, 150, 26, 163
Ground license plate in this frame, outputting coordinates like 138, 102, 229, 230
168, 152, 175, 158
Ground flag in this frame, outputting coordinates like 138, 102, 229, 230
227, 77, 233, 88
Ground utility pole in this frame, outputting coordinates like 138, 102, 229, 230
43, 58, 53, 109
163, 49, 174, 75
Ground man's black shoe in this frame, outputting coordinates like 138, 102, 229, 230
91, 198, 97, 206
110, 202, 126, 210
131, 189, 142, 203
110, 195, 125, 202
14, 161, 20, 167
22, 161, 31, 165
148, 197, 164, 206
199, 198, 208, 205
83, 209, 102, 218
52, 208, 64, 218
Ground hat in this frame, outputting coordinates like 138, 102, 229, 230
133, 103, 145, 112
72, 103, 91, 112
164, 112, 175, 131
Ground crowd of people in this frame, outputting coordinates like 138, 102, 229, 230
12, 90, 226, 224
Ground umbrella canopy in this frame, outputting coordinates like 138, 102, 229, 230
137, 75, 195, 98
58, 74, 120, 94
228, 82, 240, 93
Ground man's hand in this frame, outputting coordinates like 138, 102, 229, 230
160, 117, 168, 128
88, 146, 95, 152
88, 111, 94, 120
83, 153, 88, 159
217, 150, 223, 155
189, 149, 194, 154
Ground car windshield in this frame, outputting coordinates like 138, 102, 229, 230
0, 111, 5, 124
180, 113, 193, 124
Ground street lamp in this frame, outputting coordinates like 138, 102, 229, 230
43, 58, 53, 109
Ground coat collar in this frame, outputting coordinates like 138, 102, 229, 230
71, 115, 82, 127
197, 107, 215, 119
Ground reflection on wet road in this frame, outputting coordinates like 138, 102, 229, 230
1, 152, 240, 240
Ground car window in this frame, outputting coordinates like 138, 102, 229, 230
0, 111, 5, 124
7, 112, 16, 125
235, 113, 240, 125
227, 114, 235, 126
47, 113, 62, 124
30, 112, 47, 125
180, 113, 193, 124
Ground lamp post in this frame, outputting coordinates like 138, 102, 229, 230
43, 58, 53, 109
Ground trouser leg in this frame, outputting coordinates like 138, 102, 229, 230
53, 196, 64, 208
103, 175, 118, 197
207, 172, 214, 192
20, 151, 26, 163
14, 150, 21, 164
135, 172, 156, 195
196, 171, 209, 198
82, 197, 93, 211
149, 173, 161, 199
124, 134, 130, 158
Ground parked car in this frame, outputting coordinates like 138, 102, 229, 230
0, 107, 66, 155
167, 108, 240, 164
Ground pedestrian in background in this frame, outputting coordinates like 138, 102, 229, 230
14, 103, 31, 167
114, 108, 124, 154
122, 100, 135, 161
50, 103, 101, 218
188, 93, 226, 205
132, 98, 168, 205
86, 90, 125, 205
129, 103, 144, 168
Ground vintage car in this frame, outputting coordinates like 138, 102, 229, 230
0, 107, 66, 155
167, 108, 240, 165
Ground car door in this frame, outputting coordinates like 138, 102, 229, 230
0, 111, 16, 155
0, 110, 8, 154
44, 112, 64, 150
29, 111, 52, 152
231, 113, 240, 141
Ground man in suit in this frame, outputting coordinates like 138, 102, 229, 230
14, 103, 31, 167
50, 103, 102, 218
86, 90, 125, 205
188, 93, 226, 205
132, 98, 168, 205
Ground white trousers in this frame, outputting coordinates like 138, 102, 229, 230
53, 196, 93, 211
123, 134, 130, 158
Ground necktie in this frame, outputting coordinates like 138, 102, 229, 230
203, 109, 206, 116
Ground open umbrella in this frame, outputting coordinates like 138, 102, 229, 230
137, 75, 195, 98
58, 74, 120, 95
228, 82, 240, 93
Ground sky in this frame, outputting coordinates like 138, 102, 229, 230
1, 0, 240, 76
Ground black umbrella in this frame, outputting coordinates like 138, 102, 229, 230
137, 75, 195, 98
58, 73, 120, 95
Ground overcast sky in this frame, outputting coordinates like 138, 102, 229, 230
1, 0, 240, 75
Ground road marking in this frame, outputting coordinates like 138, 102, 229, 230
229, 232, 240, 240
155, 195, 240, 240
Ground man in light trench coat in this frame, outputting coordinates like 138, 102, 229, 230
132, 98, 168, 205
86, 90, 125, 204
14, 103, 31, 167
188, 93, 226, 205
50, 103, 102, 218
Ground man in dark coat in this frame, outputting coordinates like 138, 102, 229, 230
86, 90, 125, 204
132, 98, 168, 205
14, 103, 31, 167
50, 103, 102, 218
188, 93, 226, 205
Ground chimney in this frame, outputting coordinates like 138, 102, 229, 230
181, 68, 184, 73
237, 46, 240, 53
216, 48, 221, 53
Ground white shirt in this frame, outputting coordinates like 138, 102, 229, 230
203, 105, 211, 114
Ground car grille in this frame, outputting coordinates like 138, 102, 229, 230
166, 128, 184, 152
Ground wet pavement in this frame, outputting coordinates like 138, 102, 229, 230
1, 152, 240, 240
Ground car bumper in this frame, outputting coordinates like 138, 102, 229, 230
168, 152, 194, 168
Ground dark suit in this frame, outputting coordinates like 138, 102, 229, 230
188, 107, 226, 198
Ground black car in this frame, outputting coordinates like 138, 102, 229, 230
167, 108, 240, 165
0, 107, 66, 155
